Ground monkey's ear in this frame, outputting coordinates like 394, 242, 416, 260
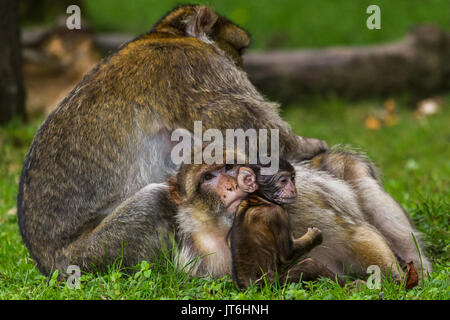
186, 6, 218, 38
168, 176, 183, 206
237, 167, 258, 193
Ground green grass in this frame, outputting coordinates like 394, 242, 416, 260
0, 95, 449, 300
79, 0, 450, 49
8, 0, 450, 300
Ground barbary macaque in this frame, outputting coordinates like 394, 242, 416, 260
17, 5, 326, 276
17, 5, 431, 283
229, 161, 328, 289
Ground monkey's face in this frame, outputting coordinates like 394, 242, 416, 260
197, 164, 247, 216
272, 171, 297, 204
237, 166, 297, 205
237, 165, 297, 205
252, 168, 297, 205
169, 164, 248, 217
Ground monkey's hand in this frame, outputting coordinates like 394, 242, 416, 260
306, 227, 323, 247
297, 136, 329, 159
291, 227, 323, 259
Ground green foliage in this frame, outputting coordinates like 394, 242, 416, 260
81, 0, 450, 49
0, 95, 448, 299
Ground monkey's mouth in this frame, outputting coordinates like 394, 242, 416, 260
280, 196, 297, 204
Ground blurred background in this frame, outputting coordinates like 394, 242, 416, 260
0, 1, 449, 295
5, 0, 448, 117
21, 0, 450, 47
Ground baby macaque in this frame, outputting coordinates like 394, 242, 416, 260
229, 159, 325, 289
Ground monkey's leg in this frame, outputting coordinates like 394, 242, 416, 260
353, 177, 432, 275
350, 225, 403, 281
310, 151, 432, 276
280, 258, 346, 286
54, 184, 176, 274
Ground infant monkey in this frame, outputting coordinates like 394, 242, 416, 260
229, 159, 324, 289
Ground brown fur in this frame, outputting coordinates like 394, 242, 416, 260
18, 5, 327, 276
230, 195, 325, 289
171, 153, 412, 285
305, 148, 432, 276
167, 157, 247, 278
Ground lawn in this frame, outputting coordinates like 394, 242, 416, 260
0, 95, 449, 299
1, 0, 448, 300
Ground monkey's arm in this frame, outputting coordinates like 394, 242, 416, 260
54, 184, 177, 274
289, 227, 323, 261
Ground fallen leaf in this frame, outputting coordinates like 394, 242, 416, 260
401, 261, 419, 290
384, 99, 396, 113
365, 116, 381, 130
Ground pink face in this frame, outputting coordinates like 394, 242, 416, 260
237, 166, 297, 205
200, 164, 247, 215
276, 171, 297, 204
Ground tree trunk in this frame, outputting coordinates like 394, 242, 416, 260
0, 0, 25, 124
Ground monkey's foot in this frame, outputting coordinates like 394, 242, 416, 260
297, 136, 329, 157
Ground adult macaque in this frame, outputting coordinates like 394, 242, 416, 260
17, 5, 326, 276
229, 161, 328, 289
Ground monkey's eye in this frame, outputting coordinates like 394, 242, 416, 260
279, 177, 288, 184
203, 173, 215, 181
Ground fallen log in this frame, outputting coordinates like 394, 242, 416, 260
243, 25, 450, 101
23, 24, 449, 102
